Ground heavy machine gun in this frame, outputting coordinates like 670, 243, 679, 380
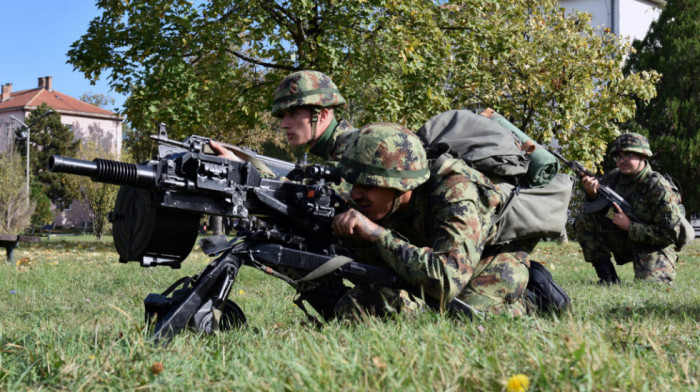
49, 130, 477, 345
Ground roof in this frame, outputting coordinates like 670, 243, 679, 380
0, 87, 120, 119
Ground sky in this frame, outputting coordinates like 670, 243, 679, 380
0, 1, 127, 113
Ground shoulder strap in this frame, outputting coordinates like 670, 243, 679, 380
294, 255, 354, 283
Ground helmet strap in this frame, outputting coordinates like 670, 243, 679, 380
631, 158, 647, 181
631, 156, 645, 177
307, 109, 321, 147
388, 190, 405, 217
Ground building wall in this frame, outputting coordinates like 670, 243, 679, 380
0, 109, 122, 229
559, 0, 663, 42
62, 114, 123, 154
0, 111, 26, 152
619, 0, 662, 42
560, 0, 612, 31
0, 111, 122, 155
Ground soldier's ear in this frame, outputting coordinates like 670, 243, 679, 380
319, 107, 333, 122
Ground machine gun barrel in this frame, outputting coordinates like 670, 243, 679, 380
48, 155, 158, 189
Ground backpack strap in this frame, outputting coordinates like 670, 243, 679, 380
429, 152, 522, 240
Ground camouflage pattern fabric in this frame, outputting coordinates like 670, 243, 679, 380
306, 117, 357, 198
309, 118, 356, 164
334, 284, 426, 320
609, 132, 653, 157
271, 70, 345, 118
339, 123, 430, 192
335, 157, 533, 318
574, 163, 683, 283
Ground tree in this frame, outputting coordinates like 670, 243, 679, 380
624, 0, 700, 215
0, 149, 36, 235
69, 0, 657, 167
15, 104, 80, 210
63, 141, 124, 240
79, 92, 116, 109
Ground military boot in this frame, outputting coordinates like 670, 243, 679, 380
591, 259, 620, 285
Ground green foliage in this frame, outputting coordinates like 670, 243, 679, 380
29, 185, 54, 226
624, 0, 700, 215
62, 142, 125, 240
15, 104, 80, 210
0, 150, 36, 234
68, 0, 657, 168
78, 92, 116, 109
1, 239, 699, 390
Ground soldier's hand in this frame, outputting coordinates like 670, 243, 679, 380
332, 209, 383, 242
611, 202, 631, 231
581, 175, 600, 199
209, 140, 243, 162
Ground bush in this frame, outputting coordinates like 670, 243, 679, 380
0, 150, 36, 234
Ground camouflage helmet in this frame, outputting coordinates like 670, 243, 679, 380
271, 70, 345, 118
339, 123, 429, 192
609, 132, 653, 157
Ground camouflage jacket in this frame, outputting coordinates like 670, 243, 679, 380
372, 157, 502, 302
597, 163, 683, 248
309, 118, 356, 165
309, 117, 356, 197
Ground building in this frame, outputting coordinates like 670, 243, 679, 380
559, 0, 666, 42
0, 76, 123, 228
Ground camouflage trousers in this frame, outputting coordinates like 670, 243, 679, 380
334, 242, 532, 319
574, 212, 677, 283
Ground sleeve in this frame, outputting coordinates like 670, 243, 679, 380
627, 179, 683, 246
372, 182, 491, 303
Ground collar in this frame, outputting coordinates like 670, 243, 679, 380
309, 117, 339, 159
632, 160, 651, 182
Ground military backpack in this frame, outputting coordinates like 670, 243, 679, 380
416, 109, 574, 244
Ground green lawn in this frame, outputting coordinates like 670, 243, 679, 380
1, 236, 698, 391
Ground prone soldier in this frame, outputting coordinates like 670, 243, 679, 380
331, 123, 534, 318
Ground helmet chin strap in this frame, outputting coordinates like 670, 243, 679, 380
630, 156, 645, 176
306, 109, 321, 147
376, 191, 405, 224
385, 190, 405, 219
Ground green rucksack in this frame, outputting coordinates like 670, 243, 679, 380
417, 109, 574, 244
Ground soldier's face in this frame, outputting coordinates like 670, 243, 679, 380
350, 184, 396, 221
614, 151, 645, 175
280, 108, 313, 146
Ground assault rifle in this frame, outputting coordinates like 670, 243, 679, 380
549, 149, 639, 221
49, 130, 478, 345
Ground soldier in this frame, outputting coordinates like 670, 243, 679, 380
574, 133, 684, 284
331, 123, 532, 317
211, 70, 354, 165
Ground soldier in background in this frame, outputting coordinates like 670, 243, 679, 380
331, 123, 533, 318
211, 70, 355, 165
574, 133, 684, 284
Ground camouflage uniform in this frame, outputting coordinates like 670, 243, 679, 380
335, 123, 531, 318
574, 133, 684, 284
308, 117, 355, 164
270, 71, 356, 307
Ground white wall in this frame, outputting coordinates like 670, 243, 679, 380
560, 0, 612, 31
560, 0, 663, 42
619, 0, 662, 42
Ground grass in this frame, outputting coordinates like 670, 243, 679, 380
1, 236, 699, 391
